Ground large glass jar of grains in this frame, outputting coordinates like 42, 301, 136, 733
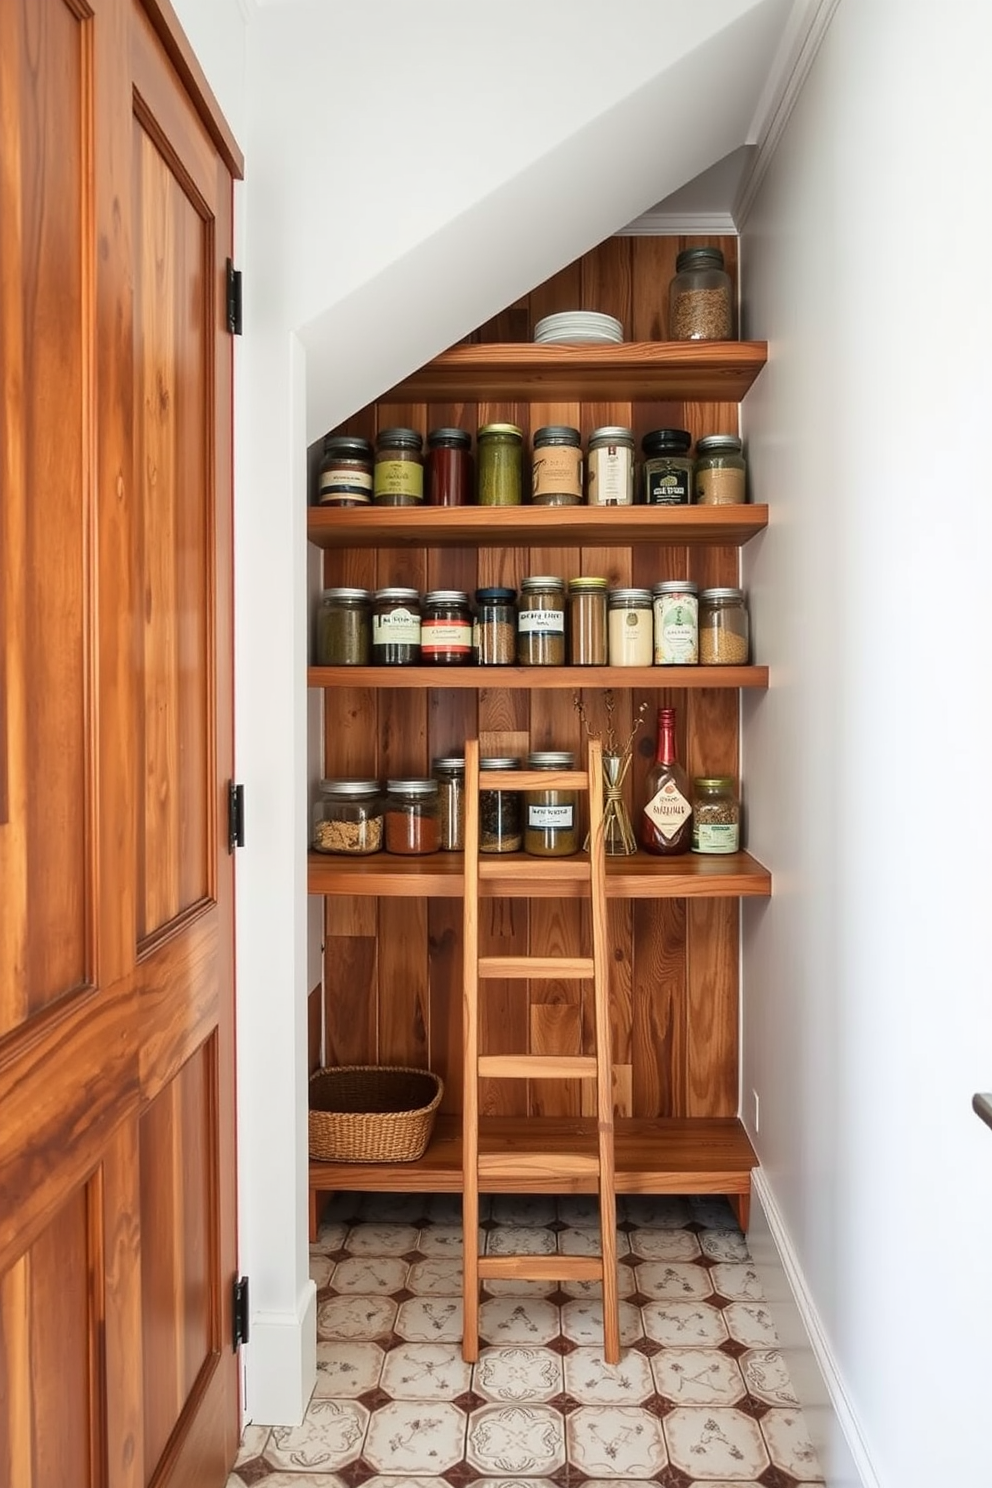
524, 751, 580, 857
641, 429, 693, 506
316, 434, 374, 507
312, 780, 383, 855
315, 587, 372, 666
479, 757, 523, 853
607, 588, 653, 666
586, 427, 634, 506
384, 779, 441, 854
426, 427, 472, 506
372, 587, 421, 665
477, 423, 523, 506
531, 426, 583, 506
373, 427, 424, 506
699, 587, 749, 665
691, 776, 740, 854
669, 246, 734, 341
652, 580, 698, 665
517, 576, 566, 665
567, 577, 608, 665
432, 757, 466, 851
474, 587, 517, 665
694, 434, 747, 505
421, 590, 473, 665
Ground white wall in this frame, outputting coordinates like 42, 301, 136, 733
740, 3, 992, 1484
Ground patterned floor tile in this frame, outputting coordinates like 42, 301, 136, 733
416, 1224, 464, 1257
395, 1296, 464, 1343
310, 1254, 336, 1290
567, 1404, 669, 1478
475, 1344, 563, 1402
379, 1341, 472, 1401
650, 1348, 745, 1406
738, 1350, 798, 1406
362, 1399, 466, 1473
310, 1221, 349, 1254
563, 1346, 655, 1405
634, 1263, 714, 1302
641, 1301, 729, 1348
406, 1257, 463, 1295
698, 1229, 750, 1264
760, 1406, 824, 1479
479, 1297, 561, 1346
709, 1263, 765, 1302
722, 1302, 780, 1348
483, 1276, 557, 1299
663, 1406, 769, 1480
466, 1403, 566, 1476
345, 1223, 421, 1256
233, 1475, 347, 1488
560, 1265, 637, 1300
629, 1229, 702, 1262
330, 1257, 409, 1295
317, 1295, 397, 1341
486, 1225, 557, 1257
313, 1340, 384, 1398
556, 1194, 604, 1228
560, 1298, 643, 1346
266, 1399, 368, 1472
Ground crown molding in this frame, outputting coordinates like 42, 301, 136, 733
617, 209, 738, 237
734, 0, 841, 226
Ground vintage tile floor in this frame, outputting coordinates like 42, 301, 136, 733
229, 1192, 823, 1488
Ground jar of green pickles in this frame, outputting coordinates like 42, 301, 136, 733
524, 751, 580, 857
477, 423, 523, 506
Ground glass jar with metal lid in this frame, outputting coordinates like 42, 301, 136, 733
421, 590, 473, 665
432, 757, 466, 851
524, 751, 580, 857
477, 423, 523, 506
532, 426, 583, 506
479, 757, 523, 853
652, 580, 698, 665
669, 246, 734, 341
517, 576, 566, 665
699, 588, 750, 665
641, 429, 693, 506
691, 776, 740, 854
607, 588, 653, 666
694, 434, 747, 505
587, 427, 635, 506
315, 587, 372, 666
473, 587, 517, 665
567, 577, 608, 665
426, 427, 472, 506
384, 779, 441, 854
372, 587, 421, 665
317, 434, 374, 507
312, 780, 383, 855
373, 427, 424, 506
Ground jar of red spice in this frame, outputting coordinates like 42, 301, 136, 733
384, 780, 441, 854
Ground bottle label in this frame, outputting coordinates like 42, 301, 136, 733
421, 619, 472, 654
519, 608, 565, 635
373, 608, 421, 645
528, 803, 574, 828
318, 467, 373, 504
654, 595, 698, 664
693, 822, 739, 853
645, 469, 690, 505
374, 459, 424, 499
587, 445, 633, 506
644, 780, 692, 841
532, 447, 582, 500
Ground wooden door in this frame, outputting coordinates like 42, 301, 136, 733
0, 1, 240, 1485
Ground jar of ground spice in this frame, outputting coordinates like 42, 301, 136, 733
432, 757, 466, 851
478, 757, 523, 853
607, 588, 653, 666
532, 426, 583, 506
567, 577, 608, 665
372, 587, 421, 665
641, 429, 693, 506
669, 246, 734, 341
477, 423, 523, 506
373, 428, 424, 506
699, 587, 750, 665
524, 751, 580, 857
426, 428, 472, 506
385, 779, 441, 854
517, 576, 566, 665
316, 434, 374, 507
694, 434, 747, 505
421, 590, 473, 665
474, 587, 517, 665
315, 587, 372, 666
691, 776, 740, 854
587, 427, 635, 506
312, 780, 384, 855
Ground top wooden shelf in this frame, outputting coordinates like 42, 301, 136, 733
382, 340, 768, 403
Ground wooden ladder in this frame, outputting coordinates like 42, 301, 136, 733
461, 735, 620, 1364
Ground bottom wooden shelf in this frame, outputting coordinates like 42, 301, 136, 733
309, 1115, 754, 1212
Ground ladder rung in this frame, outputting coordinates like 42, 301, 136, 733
478, 1255, 603, 1281
478, 1151, 601, 1181
478, 1054, 597, 1080
479, 955, 594, 980
479, 769, 589, 791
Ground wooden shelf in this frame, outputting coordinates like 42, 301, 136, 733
309, 664, 767, 690
309, 1115, 755, 1196
308, 502, 768, 551
381, 340, 768, 403
307, 849, 771, 900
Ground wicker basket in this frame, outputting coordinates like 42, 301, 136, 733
308, 1065, 443, 1163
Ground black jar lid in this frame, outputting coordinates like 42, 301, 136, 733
675, 246, 725, 272
642, 428, 692, 456
376, 427, 423, 451
534, 425, 581, 446
322, 434, 373, 457
475, 586, 516, 603
427, 427, 471, 449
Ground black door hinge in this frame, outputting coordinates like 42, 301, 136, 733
233, 1275, 249, 1350
228, 782, 245, 851
226, 258, 243, 335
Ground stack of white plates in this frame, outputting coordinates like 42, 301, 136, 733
533, 310, 624, 345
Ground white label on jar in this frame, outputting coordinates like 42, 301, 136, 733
693, 822, 739, 853
644, 780, 692, 840
318, 468, 373, 504
608, 608, 653, 666
653, 594, 698, 664
373, 608, 421, 644
519, 609, 565, 634
587, 445, 633, 506
528, 804, 574, 828
421, 619, 472, 652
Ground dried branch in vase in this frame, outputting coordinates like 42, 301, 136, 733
573, 691, 650, 855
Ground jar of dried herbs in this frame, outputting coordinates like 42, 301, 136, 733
473, 587, 517, 665
372, 588, 421, 665
478, 757, 522, 853
315, 587, 372, 665
432, 757, 466, 851
517, 576, 566, 665
524, 751, 580, 857
691, 776, 740, 854
312, 780, 383, 855
384, 779, 441, 854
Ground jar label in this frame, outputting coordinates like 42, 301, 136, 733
587, 446, 633, 506
528, 804, 574, 828
519, 609, 565, 635
374, 460, 424, 499
608, 609, 653, 666
654, 596, 698, 664
644, 780, 692, 840
693, 822, 739, 853
645, 471, 690, 505
696, 466, 745, 505
421, 619, 472, 653
532, 447, 583, 500
318, 468, 373, 504
373, 608, 421, 644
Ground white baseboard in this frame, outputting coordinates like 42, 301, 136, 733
749, 1169, 877, 1488
242, 1279, 317, 1427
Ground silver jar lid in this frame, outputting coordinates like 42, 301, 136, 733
700, 587, 745, 601
386, 778, 438, 795
432, 757, 465, 772
319, 779, 380, 795
608, 588, 652, 606
480, 757, 521, 770
521, 576, 565, 592
696, 434, 743, 455
676, 246, 725, 272
373, 587, 420, 602
321, 586, 372, 602
589, 426, 634, 444
652, 580, 699, 596
423, 590, 470, 606
528, 751, 575, 767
